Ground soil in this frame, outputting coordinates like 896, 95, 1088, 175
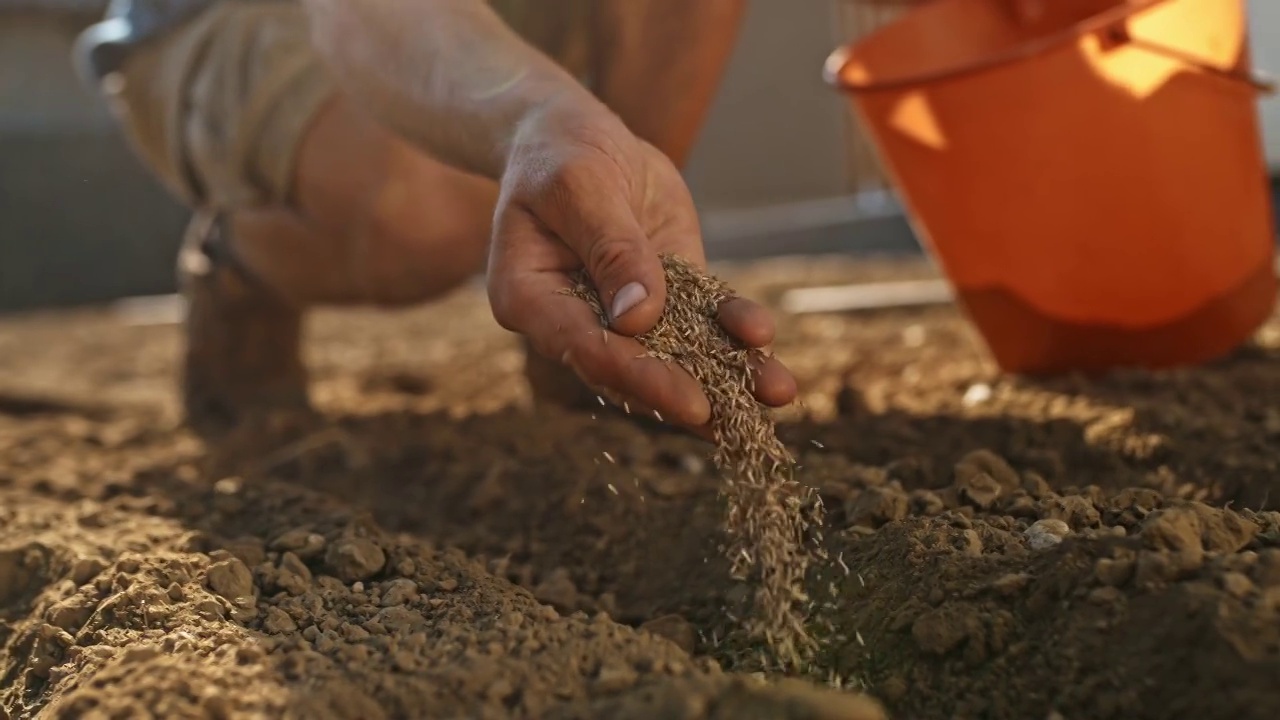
2, 255, 1280, 719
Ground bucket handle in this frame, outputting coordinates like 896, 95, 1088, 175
826, 0, 1276, 96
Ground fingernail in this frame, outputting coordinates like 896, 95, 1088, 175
610, 282, 648, 323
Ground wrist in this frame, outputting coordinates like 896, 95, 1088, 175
504, 90, 628, 170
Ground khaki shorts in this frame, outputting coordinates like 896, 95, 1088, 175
99, 0, 591, 210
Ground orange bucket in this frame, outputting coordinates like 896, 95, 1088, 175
826, 0, 1277, 374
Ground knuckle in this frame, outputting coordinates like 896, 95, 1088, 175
586, 237, 637, 287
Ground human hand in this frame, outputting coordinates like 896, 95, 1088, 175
486, 99, 796, 433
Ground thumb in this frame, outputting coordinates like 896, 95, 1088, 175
580, 233, 668, 337
532, 162, 668, 336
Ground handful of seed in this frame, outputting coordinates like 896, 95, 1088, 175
570, 254, 823, 666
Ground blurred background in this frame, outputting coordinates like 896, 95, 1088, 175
2, 0, 1279, 312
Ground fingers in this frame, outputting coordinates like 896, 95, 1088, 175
490, 211, 711, 427
717, 297, 776, 348
525, 156, 668, 337
751, 354, 798, 407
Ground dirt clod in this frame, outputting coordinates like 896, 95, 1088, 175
3, 255, 1280, 720
206, 558, 255, 601
325, 537, 386, 583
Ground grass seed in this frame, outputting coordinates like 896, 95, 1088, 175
569, 253, 823, 666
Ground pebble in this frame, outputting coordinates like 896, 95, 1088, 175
206, 558, 254, 601
639, 614, 697, 654
533, 568, 579, 613
262, 606, 298, 634
381, 578, 419, 607
1025, 519, 1071, 550
70, 557, 108, 586
962, 383, 992, 407
325, 538, 386, 583
1221, 571, 1256, 599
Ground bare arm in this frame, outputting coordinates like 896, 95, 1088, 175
590, 0, 746, 168
299, 0, 616, 179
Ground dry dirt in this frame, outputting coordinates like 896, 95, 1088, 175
2, 255, 1280, 720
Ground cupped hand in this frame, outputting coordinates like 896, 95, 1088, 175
486, 100, 796, 433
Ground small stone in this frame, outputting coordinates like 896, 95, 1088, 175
381, 578, 419, 606
46, 596, 94, 632
120, 645, 160, 665
212, 477, 244, 512
1039, 495, 1101, 528
70, 557, 108, 586
341, 623, 371, 642
1025, 519, 1071, 550
961, 383, 992, 407
275, 558, 312, 597
194, 599, 225, 620
640, 614, 697, 654
533, 568, 579, 613
262, 606, 297, 634
325, 538, 386, 583
957, 529, 984, 557
437, 577, 458, 592
1221, 571, 1256, 599
206, 558, 254, 601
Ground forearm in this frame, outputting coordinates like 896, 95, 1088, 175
590, 0, 746, 168
300, 0, 611, 179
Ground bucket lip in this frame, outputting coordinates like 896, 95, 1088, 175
825, 0, 1166, 94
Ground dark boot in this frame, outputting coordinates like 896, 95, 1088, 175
177, 211, 311, 439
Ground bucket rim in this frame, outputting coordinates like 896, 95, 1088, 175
825, 0, 1168, 94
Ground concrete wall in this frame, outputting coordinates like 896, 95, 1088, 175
0, 1, 861, 311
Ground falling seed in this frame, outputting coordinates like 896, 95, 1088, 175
603, 451, 616, 464
856, 631, 865, 647
607, 483, 618, 495
567, 254, 821, 667
810, 440, 825, 449
596, 396, 606, 406
623, 401, 631, 414
857, 573, 866, 588
654, 410, 664, 422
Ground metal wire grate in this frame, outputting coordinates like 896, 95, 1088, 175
829, 0, 935, 195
